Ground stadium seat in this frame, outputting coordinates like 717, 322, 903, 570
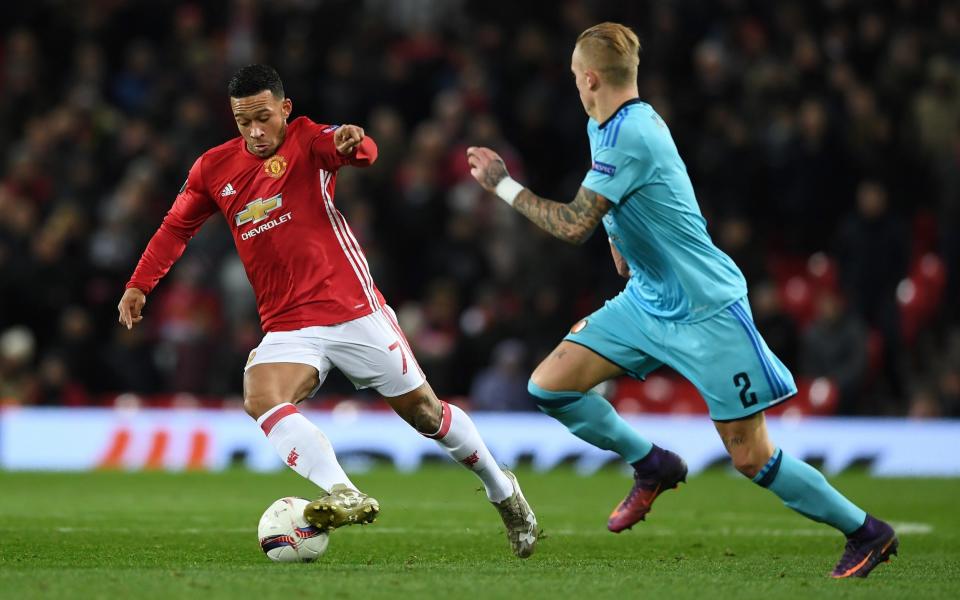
898, 253, 947, 345
806, 252, 839, 294
911, 210, 939, 259
779, 275, 816, 328
915, 252, 946, 312
612, 372, 707, 415
766, 377, 839, 417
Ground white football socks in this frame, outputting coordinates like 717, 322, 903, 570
257, 403, 356, 492
425, 401, 514, 503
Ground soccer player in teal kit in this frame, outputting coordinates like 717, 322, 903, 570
467, 22, 896, 578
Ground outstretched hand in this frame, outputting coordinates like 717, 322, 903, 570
334, 125, 365, 155
466, 146, 510, 192
117, 287, 146, 330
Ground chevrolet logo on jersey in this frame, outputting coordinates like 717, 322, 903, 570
235, 194, 282, 226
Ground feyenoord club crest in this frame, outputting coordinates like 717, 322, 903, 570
263, 155, 288, 178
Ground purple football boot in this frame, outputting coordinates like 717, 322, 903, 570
831, 515, 898, 578
608, 445, 688, 533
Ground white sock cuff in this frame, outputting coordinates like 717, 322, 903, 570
256, 403, 298, 436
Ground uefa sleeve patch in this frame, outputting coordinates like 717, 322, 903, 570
591, 161, 617, 176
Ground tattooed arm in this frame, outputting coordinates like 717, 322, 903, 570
466, 145, 611, 245
512, 186, 610, 245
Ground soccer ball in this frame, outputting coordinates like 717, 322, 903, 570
257, 497, 329, 562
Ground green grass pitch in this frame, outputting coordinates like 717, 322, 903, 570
1, 466, 957, 599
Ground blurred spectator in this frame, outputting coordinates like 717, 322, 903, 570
33, 352, 89, 406
152, 259, 223, 393
908, 388, 941, 419
836, 179, 909, 405
0, 326, 37, 403
100, 327, 163, 395
404, 279, 462, 396
469, 339, 535, 412
750, 281, 799, 371
914, 57, 960, 162
716, 215, 768, 286
0, 0, 957, 415
800, 291, 868, 415
908, 325, 960, 419
56, 306, 105, 393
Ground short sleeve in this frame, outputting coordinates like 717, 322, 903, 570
581, 146, 651, 204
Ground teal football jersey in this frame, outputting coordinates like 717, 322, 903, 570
582, 99, 747, 322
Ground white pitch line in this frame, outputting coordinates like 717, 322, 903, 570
47, 522, 933, 537
889, 522, 933, 534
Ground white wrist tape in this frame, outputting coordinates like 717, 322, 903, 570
494, 176, 524, 206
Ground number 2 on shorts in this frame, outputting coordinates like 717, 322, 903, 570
733, 371, 758, 408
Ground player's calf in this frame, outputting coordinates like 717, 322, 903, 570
747, 447, 897, 577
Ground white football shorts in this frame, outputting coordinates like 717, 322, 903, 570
245, 305, 425, 398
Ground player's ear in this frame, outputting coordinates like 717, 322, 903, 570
586, 70, 600, 90
281, 97, 293, 120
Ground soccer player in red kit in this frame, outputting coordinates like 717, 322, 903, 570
117, 65, 538, 558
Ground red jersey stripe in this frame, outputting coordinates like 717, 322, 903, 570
323, 170, 377, 307
319, 170, 377, 310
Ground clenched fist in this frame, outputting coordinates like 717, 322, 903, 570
334, 125, 365, 155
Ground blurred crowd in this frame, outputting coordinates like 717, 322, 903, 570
0, 0, 958, 417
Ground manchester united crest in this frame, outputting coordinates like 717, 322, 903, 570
263, 155, 288, 178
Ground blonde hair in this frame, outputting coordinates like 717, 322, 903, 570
575, 22, 641, 87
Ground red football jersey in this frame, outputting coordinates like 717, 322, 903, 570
126, 116, 385, 332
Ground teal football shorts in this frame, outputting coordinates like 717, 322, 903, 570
564, 294, 797, 421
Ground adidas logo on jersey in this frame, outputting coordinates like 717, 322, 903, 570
221, 183, 237, 197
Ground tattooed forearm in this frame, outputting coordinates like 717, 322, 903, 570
482, 159, 509, 190
513, 186, 611, 244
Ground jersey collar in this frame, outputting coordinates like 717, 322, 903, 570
598, 98, 643, 130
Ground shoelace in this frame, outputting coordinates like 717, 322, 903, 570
835, 538, 861, 571
621, 474, 657, 508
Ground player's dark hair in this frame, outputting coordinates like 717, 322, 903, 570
228, 64, 285, 99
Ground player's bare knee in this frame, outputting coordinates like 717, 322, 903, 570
728, 446, 771, 478
731, 455, 763, 478
389, 389, 441, 433
242, 395, 265, 419
243, 393, 284, 420
530, 367, 564, 393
